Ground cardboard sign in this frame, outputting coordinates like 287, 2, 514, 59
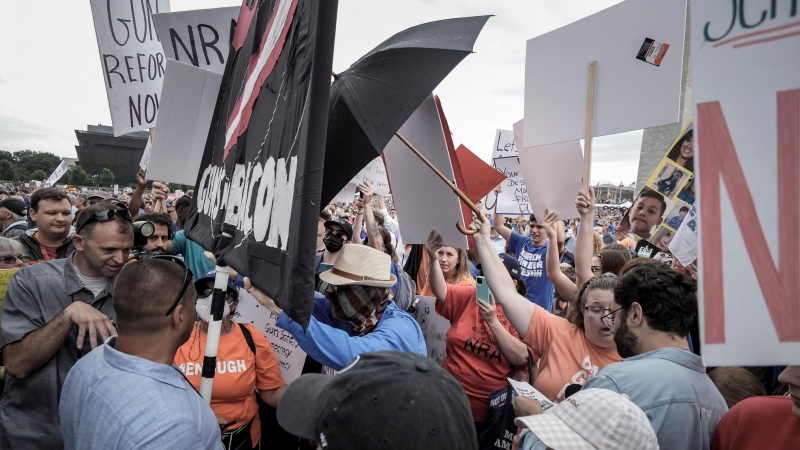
492, 129, 518, 159
524, 0, 685, 147
90, 0, 172, 136
514, 118, 583, 221
235, 289, 307, 384
692, 2, 800, 365
140, 137, 152, 171
493, 156, 532, 215
383, 95, 468, 249
0, 269, 19, 329
350, 157, 390, 196
410, 296, 450, 366
148, 60, 222, 185
152, 6, 239, 74
44, 160, 69, 187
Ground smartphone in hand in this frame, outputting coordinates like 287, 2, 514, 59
476, 276, 491, 304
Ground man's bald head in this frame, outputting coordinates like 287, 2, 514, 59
113, 259, 197, 335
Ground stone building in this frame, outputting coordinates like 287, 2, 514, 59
74, 125, 148, 185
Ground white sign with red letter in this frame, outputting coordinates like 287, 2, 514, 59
693, 1, 800, 365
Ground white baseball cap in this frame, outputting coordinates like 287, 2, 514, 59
515, 389, 659, 450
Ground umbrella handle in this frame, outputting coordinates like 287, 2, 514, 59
457, 221, 478, 235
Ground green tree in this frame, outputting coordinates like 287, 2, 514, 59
99, 168, 115, 187
30, 169, 48, 182
13, 150, 61, 175
67, 165, 88, 186
0, 160, 16, 181
0, 150, 14, 163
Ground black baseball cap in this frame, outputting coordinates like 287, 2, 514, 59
277, 351, 477, 450
175, 196, 192, 210
0, 198, 28, 217
498, 253, 522, 281
323, 218, 353, 240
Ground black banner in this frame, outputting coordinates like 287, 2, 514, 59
185, 0, 337, 328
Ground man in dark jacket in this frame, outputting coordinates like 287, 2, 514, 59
0, 198, 29, 238
15, 188, 74, 262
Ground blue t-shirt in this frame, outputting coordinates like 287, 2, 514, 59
507, 232, 554, 312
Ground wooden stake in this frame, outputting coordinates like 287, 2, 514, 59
394, 132, 479, 235
583, 60, 597, 192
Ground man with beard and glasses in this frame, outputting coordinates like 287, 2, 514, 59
583, 264, 727, 450
244, 244, 425, 371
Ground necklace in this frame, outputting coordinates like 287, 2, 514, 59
188, 319, 234, 362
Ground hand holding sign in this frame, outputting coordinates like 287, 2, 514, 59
575, 188, 595, 218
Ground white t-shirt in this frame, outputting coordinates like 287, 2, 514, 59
73, 261, 112, 297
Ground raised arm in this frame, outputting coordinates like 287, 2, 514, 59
472, 213, 535, 338
128, 170, 147, 216
358, 183, 381, 251
478, 296, 529, 366
351, 198, 364, 245
493, 213, 512, 242
575, 188, 596, 287
424, 231, 447, 305
542, 210, 577, 299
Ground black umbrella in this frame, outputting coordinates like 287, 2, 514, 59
321, 15, 491, 207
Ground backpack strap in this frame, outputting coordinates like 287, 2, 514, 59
238, 322, 256, 356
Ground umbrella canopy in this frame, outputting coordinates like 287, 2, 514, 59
321, 15, 491, 205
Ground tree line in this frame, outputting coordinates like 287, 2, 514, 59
0, 150, 115, 187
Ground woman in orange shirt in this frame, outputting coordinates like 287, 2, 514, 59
425, 231, 528, 435
471, 212, 621, 404
421, 240, 475, 296
174, 271, 287, 450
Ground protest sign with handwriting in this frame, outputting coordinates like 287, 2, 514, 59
493, 156, 531, 215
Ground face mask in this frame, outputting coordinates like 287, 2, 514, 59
323, 233, 344, 253
195, 294, 230, 323
328, 285, 390, 335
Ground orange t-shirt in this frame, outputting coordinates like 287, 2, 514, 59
523, 305, 620, 402
436, 284, 524, 422
174, 322, 285, 444
421, 276, 476, 297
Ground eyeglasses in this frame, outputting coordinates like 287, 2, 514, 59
0, 254, 30, 264
600, 306, 626, 329
326, 229, 346, 238
76, 204, 132, 233
149, 255, 194, 316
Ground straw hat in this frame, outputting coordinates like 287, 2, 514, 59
319, 244, 397, 288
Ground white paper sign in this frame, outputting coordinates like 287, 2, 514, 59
90, 0, 172, 136
139, 137, 153, 171
668, 202, 697, 266
692, 1, 800, 365
494, 156, 532, 215
113, 184, 119, 195
524, 0, 685, 147
492, 129, 518, 159
514, 118, 583, 221
235, 290, 307, 384
147, 59, 222, 185
152, 6, 239, 74
383, 95, 468, 249
507, 378, 556, 411
350, 157, 390, 196
45, 160, 69, 187
410, 296, 450, 366
331, 183, 359, 204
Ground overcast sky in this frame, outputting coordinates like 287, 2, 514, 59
0, 0, 641, 185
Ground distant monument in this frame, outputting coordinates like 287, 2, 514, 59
74, 125, 148, 185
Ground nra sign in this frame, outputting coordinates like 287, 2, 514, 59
693, 0, 800, 365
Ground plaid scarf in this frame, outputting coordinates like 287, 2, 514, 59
328, 285, 391, 335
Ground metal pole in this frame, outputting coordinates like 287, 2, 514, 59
199, 263, 231, 403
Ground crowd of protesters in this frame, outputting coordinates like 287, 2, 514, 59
0, 174, 797, 450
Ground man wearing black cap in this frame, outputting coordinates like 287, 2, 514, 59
0, 198, 29, 238
315, 218, 353, 293
174, 195, 192, 231
277, 351, 477, 450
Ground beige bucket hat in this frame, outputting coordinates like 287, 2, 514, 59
319, 244, 397, 288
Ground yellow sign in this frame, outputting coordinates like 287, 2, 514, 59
0, 269, 19, 329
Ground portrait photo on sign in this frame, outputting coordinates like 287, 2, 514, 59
665, 126, 694, 172
619, 186, 672, 240
664, 201, 691, 231
651, 225, 675, 252
650, 161, 690, 198
677, 176, 696, 205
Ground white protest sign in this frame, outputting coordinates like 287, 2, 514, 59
147, 59, 222, 185
692, 1, 800, 365
331, 183, 359, 204
235, 289, 307, 383
139, 137, 152, 171
507, 378, 556, 411
492, 129, 517, 159
113, 184, 119, 195
152, 6, 238, 74
668, 202, 697, 267
410, 296, 449, 366
90, 0, 172, 136
383, 95, 468, 249
514, 118, 583, 221
493, 156, 531, 215
524, 0, 685, 147
350, 157, 390, 196
45, 160, 69, 187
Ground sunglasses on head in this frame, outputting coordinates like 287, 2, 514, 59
76, 204, 132, 234
147, 255, 194, 316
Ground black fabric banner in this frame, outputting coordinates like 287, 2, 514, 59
185, 0, 337, 328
